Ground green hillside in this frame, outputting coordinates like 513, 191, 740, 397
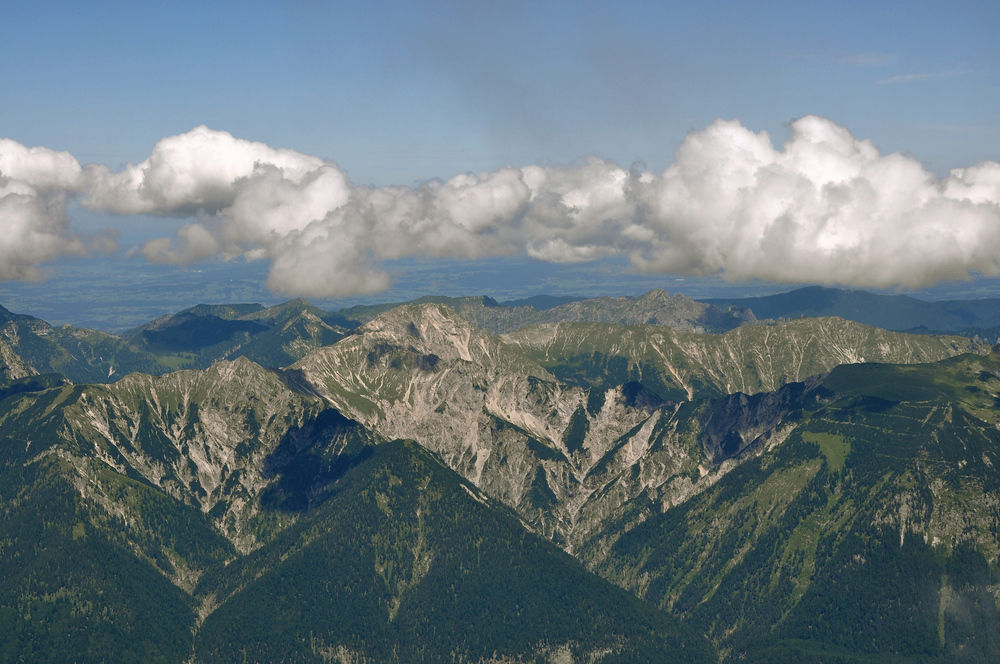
595, 350, 1000, 662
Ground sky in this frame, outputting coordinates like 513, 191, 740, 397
1, 0, 999, 327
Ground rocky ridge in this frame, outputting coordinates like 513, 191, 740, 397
292, 304, 986, 549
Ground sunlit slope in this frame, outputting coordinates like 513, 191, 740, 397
504, 316, 986, 400
595, 349, 1000, 663
292, 303, 721, 548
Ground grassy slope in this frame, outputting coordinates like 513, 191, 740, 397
596, 351, 1000, 662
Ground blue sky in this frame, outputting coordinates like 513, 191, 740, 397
5, 0, 996, 182
1, 0, 999, 326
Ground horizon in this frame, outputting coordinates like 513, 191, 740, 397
6, 258, 1000, 334
2, 1, 999, 327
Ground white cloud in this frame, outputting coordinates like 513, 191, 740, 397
630, 116, 1000, 288
4, 118, 1000, 294
0, 141, 92, 279
0, 139, 83, 191
875, 70, 967, 86
82, 125, 325, 216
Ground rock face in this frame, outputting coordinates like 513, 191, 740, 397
2, 357, 371, 556
294, 303, 645, 546
0, 338, 36, 382
3, 300, 1000, 662
295, 304, 697, 547
504, 316, 988, 400
291, 304, 986, 551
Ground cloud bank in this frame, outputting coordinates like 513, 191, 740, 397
0, 140, 90, 280
2, 116, 1000, 295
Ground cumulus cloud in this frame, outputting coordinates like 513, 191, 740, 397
631, 116, 1000, 288
4, 118, 1000, 293
0, 140, 94, 280
81, 125, 325, 216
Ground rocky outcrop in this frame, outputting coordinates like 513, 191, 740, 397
0, 338, 36, 382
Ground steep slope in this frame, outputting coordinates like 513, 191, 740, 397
0, 380, 239, 662
0, 363, 713, 663
504, 317, 986, 401
0, 338, 36, 382
292, 303, 644, 546
0, 357, 372, 553
195, 440, 714, 664
595, 350, 1000, 662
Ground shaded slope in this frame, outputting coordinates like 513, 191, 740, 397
196, 440, 714, 664
703, 285, 1000, 332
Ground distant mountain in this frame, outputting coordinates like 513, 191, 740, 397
123, 297, 348, 371
499, 294, 583, 309
337, 289, 754, 334
0, 314, 168, 383
0, 299, 347, 383
703, 285, 1000, 333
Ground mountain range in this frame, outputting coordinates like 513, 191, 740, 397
704, 285, 1000, 337
1, 287, 999, 662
